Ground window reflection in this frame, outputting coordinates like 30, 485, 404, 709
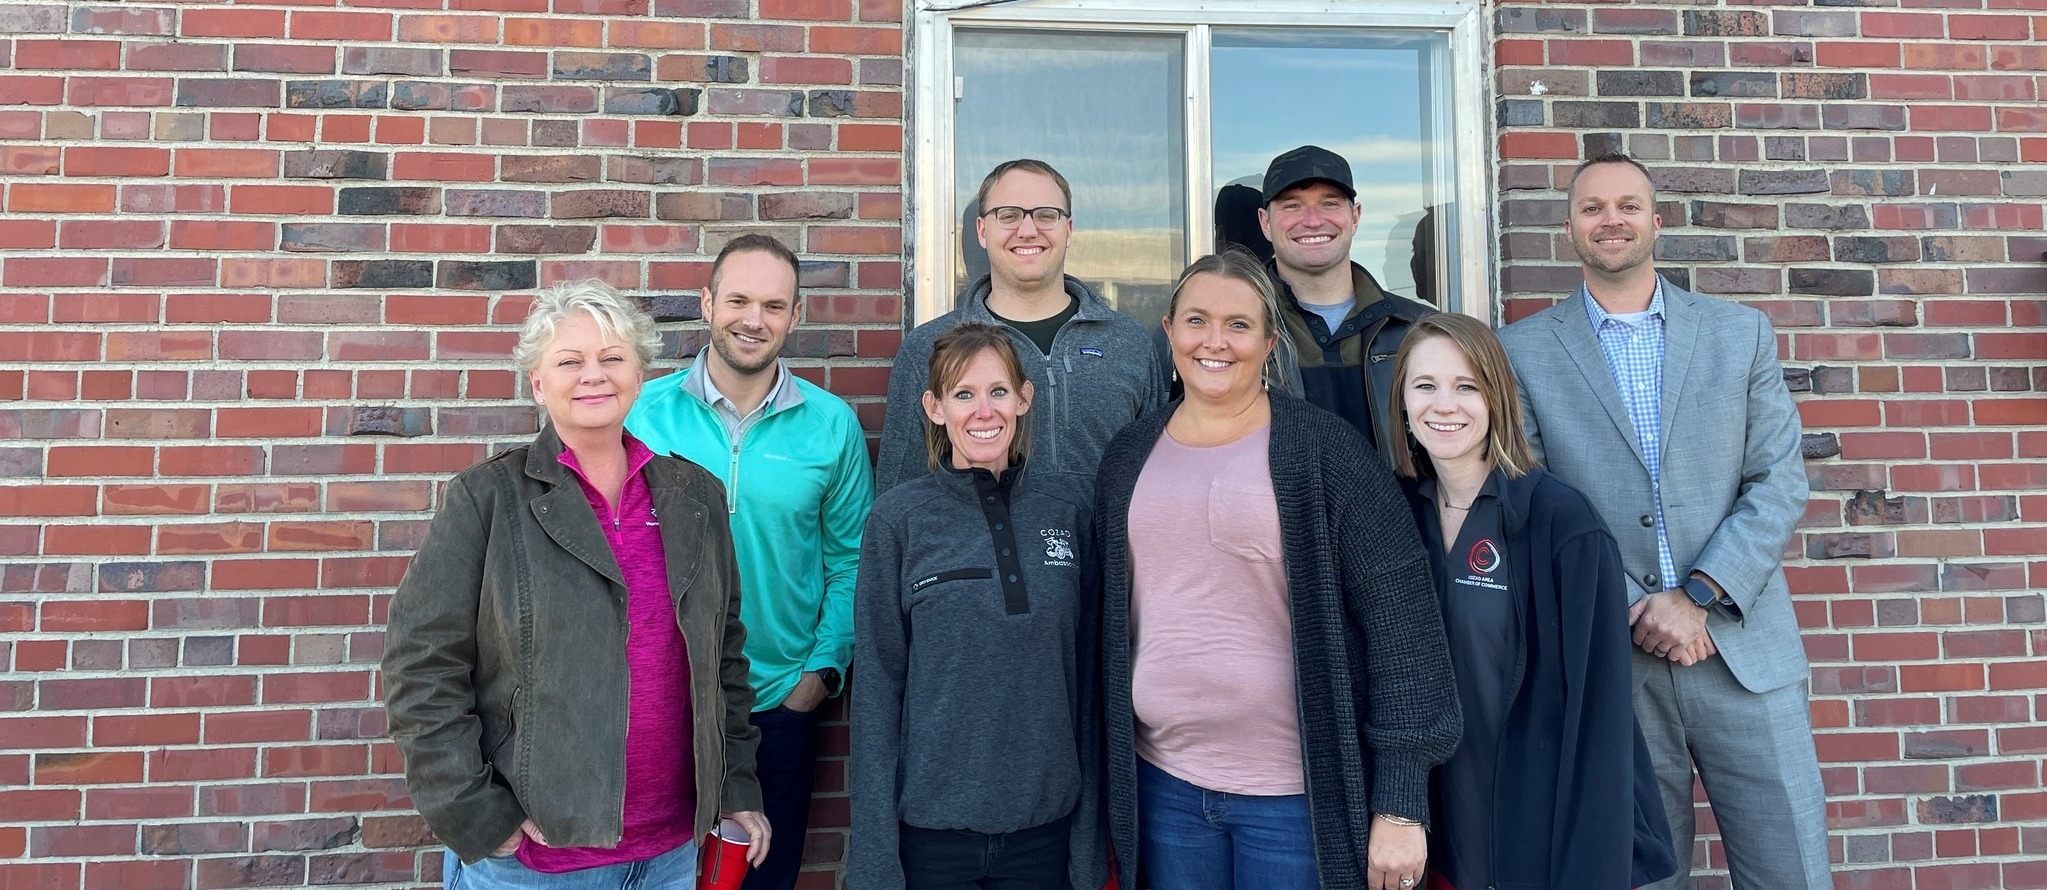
1210, 29, 1455, 307
952, 29, 1186, 326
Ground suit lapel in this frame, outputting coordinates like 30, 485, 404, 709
1552, 291, 1649, 468
1658, 281, 1698, 457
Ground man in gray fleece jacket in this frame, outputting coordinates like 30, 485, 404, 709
875, 159, 1164, 492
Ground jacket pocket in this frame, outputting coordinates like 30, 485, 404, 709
909, 567, 993, 595
484, 686, 520, 765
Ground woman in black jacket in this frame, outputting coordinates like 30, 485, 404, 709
1389, 312, 1674, 890
1096, 250, 1460, 890
849, 322, 1104, 890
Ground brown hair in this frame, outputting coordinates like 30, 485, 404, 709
708, 233, 800, 298
1567, 151, 1656, 206
1389, 312, 1537, 480
923, 322, 1033, 473
973, 159, 1073, 217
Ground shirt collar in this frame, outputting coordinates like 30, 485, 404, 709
679, 347, 804, 416
1583, 276, 1665, 329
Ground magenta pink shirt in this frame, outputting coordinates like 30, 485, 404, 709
520, 435, 696, 872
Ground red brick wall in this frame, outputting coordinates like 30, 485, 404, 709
0, 0, 900, 886
1496, 2, 2047, 888
1, 0, 2043, 888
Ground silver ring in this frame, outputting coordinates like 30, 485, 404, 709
1401, 879, 1414, 887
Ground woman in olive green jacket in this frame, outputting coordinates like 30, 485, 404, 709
382, 280, 767, 888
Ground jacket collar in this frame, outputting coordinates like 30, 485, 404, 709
933, 456, 1025, 500
676, 347, 805, 416
1267, 260, 1433, 327
1491, 465, 1547, 537
520, 424, 627, 588
957, 274, 1120, 324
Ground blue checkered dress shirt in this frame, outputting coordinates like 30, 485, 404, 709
1584, 280, 1678, 594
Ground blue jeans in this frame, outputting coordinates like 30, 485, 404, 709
443, 840, 698, 890
1136, 759, 1318, 890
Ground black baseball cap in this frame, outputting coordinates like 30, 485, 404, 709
1262, 145, 1356, 204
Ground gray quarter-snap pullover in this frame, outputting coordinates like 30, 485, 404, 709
848, 460, 1105, 890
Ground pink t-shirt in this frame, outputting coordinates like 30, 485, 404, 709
1127, 425, 1305, 795
520, 437, 696, 872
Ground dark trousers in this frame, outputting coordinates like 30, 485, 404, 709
900, 815, 1070, 890
741, 705, 817, 890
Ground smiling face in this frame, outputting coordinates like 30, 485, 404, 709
1258, 181, 1360, 279
922, 347, 1033, 474
975, 169, 1072, 293
1567, 161, 1661, 277
701, 248, 798, 377
1402, 334, 1491, 472
1165, 272, 1277, 405
531, 311, 643, 435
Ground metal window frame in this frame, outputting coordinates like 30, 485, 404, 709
908, 0, 1495, 323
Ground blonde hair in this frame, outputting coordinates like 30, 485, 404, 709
512, 279, 660, 373
1389, 312, 1537, 480
923, 323, 1032, 473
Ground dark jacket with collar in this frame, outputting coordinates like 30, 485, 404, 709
876, 274, 1165, 493
1095, 395, 1461, 890
382, 426, 763, 862
1269, 260, 1436, 466
850, 461, 1105, 890
1405, 466, 1675, 889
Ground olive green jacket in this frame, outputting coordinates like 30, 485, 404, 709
382, 426, 763, 862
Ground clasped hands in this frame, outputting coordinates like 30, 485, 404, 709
1629, 587, 1717, 666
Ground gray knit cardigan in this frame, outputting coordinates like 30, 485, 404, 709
1094, 394, 1462, 889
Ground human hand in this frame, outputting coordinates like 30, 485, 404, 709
1671, 634, 1718, 666
1630, 590, 1709, 660
491, 819, 547, 857
781, 672, 827, 714
723, 811, 772, 867
1366, 816, 1426, 890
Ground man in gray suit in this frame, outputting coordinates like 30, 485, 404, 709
1499, 153, 1829, 889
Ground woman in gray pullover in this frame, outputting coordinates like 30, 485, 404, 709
850, 323, 1106, 890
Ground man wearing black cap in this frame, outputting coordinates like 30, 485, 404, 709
1257, 145, 1435, 465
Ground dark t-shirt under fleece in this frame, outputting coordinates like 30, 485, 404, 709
992, 296, 1079, 356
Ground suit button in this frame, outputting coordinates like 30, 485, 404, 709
1646, 573, 1661, 588
1640, 514, 1654, 527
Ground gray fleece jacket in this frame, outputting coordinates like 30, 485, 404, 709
848, 461, 1105, 890
875, 275, 1164, 493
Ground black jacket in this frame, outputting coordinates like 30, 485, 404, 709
1406, 467, 1676, 889
1270, 261, 1435, 466
1096, 395, 1461, 889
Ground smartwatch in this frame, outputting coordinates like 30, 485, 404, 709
1681, 576, 1720, 611
816, 667, 843, 697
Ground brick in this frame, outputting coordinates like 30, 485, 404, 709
437, 260, 536, 291
498, 225, 598, 254
329, 259, 432, 289
501, 155, 601, 183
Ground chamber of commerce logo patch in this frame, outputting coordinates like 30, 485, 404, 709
1468, 539, 1502, 576
1041, 528, 1075, 565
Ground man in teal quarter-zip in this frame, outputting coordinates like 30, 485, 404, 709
626, 233, 874, 890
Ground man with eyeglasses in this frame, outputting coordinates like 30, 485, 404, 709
1256, 145, 1435, 467
876, 158, 1164, 491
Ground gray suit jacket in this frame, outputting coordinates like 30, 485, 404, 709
1500, 277, 1810, 694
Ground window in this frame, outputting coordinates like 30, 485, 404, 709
909, 0, 1492, 325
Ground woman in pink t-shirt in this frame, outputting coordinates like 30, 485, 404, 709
1095, 250, 1460, 890
384, 280, 769, 889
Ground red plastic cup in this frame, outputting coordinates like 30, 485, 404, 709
696, 819, 751, 890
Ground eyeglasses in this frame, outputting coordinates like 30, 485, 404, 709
983, 206, 1069, 228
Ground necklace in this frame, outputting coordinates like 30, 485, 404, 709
1442, 502, 1471, 511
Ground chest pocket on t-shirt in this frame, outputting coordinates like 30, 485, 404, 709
1207, 478, 1283, 564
